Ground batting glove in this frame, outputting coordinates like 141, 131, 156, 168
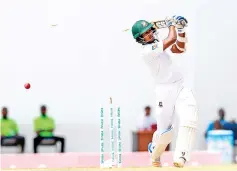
173, 15, 188, 33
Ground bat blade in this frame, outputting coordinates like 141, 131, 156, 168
123, 28, 130, 32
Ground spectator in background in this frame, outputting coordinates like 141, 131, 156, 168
223, 119, 237, 141
33, 105, 65, 153
213, 120, 223, 130
0, 107, 25, 153
137, 106, 156, 131
205, 108, 227, 138
218, 108, 226, 122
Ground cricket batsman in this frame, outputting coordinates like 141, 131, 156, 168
131, 16, 198, 167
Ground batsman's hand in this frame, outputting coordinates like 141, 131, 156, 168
165, 17, 176, 28
173, 15, 188, 33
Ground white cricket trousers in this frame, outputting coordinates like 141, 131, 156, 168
154, 80, 197, 137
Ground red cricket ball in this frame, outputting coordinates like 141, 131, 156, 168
24, 83, 31, 89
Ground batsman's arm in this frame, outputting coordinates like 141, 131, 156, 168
163, 25, 177, 50
162, 25, 177, 50
171, 32, 186, 53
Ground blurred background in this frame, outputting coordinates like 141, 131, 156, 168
0, 0, 237, 168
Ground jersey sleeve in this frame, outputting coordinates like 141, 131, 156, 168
12, 120, 19, 134
50, 117, 55, 129
34, 118, 40, 131
141, 41, 164, 57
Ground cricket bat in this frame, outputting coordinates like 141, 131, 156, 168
123, 19, 173, 32
123, 18, 187, 32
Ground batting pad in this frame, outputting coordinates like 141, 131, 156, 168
174, 87, 198, 163
173, 126, 196, 162
174, 104, 198, 162
151, 126, 174, 161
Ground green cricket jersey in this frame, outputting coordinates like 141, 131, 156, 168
34, 115, 55, 137
0, 118, 19, 136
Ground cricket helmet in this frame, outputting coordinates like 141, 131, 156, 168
132, 20, 156, 44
